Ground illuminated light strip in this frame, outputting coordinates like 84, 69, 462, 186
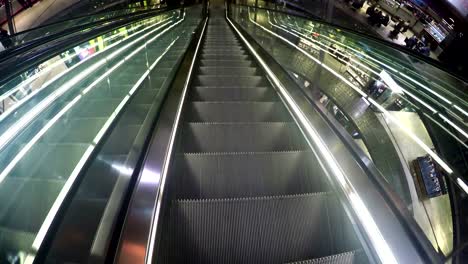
0, 49, 138, 183
245, 7, 455, 175
457, 178, 468, 194
453, 105, 468, 118
0, 95, 81, 184
146, 17, 207, 264
0, 17, 175, 131
267, 14, 446, 117
227, 13, 397, 264
0, 61, 105, 152
23, 24, 182, 264
107, 20, 174, 60
287, 26, 375, 79
270, 9, 398, 73
288, 27, 379, 76
367, 97, 453, 173
266, 13, 380, 77
89, 32, 180, 145
0, 44, 142, 184
422, 112, 468, 149
30, 144, 95, 251
0, 17, 179, 154
438, 113, 468, 139
398, 72, 452, 105
379, 70, 438, 113
379, 70, 404, 94
271, 12, 468, 116
0, 15, 173, 111
91, 35, 179, 144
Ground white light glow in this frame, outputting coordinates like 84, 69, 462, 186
32, 145, 95, 250
438, 113, 468, 139
0, 16, 178, 154
457, 178, 468, 194
14, 14, 185, 263
380, 70, 404, 94
269, 11, 468, 125
0, 16, 174, 122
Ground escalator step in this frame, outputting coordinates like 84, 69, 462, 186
201, 45, 243, 50
201, 49, 246, 56
194, 76, 267, 87
200, 59, 254, 67
161, 193, 356, 264
173, 151, 327, 199
181, 122, 307, 153
204, 40, 240, 44
201, 54, 249, 61
190, 86, 277, 101
197, 66, 257, 76
286, 250, 366, 264
185, 102, 290, 122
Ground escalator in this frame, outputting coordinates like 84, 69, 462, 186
155, 6, 366, 263
0, 1, 455, 263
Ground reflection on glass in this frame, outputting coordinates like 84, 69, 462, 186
229, 4, 468, 261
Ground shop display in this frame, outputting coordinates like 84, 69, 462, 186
412, 155, 447, 198
425, 22, 448, 43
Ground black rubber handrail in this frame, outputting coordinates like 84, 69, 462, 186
234, 2, 468, 84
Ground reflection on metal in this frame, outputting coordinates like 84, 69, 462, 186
145, 17, 208, 264
114, 16, 207, 264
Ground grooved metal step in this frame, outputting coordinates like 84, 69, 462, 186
201, 49, 246, 56
194, 75, 267, 87
180, 122, 307, 153
201, 46, 243, 51
173, 151, 327, 199
286, 250, 366, 264
185, 102, 291, 122
197, 66, 257, 76
161, 193, 358, 264
200, 59, 254, 67
190, 86, 277, 101
201, 54, 249, 61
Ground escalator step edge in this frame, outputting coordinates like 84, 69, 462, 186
286, 250, 366, 264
